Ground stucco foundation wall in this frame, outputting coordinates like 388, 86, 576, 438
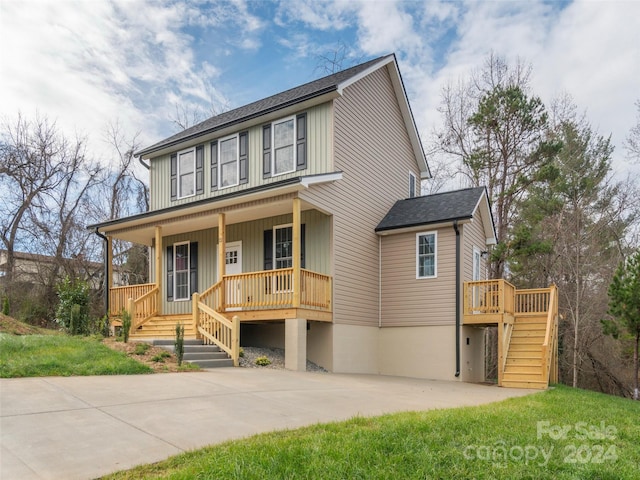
379, 325, 484, 381
460, 326, 486, 383
307, 322, 333, 371
331, 324, 379, 374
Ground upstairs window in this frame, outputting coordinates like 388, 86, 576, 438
263, 113, 306, 178
171, 145, 204, 200
211, 132, 248, 191
416, 231, 437, 278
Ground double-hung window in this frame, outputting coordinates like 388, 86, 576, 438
274, 225, 293, 269
178, 148, 195, 198
416, 232, 437, 278
219, 135, 239, 188
211, 132, 248, 191
262, 113, 306, 178
171, 145, 203, 200
174, 242, 190, 301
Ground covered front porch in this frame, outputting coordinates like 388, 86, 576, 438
98, 193, 334, 370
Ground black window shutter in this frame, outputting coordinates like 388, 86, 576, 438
170, 153, 177, 201
263, 124, 271, 178
263, 229, 273, 270
210, 141, 218, 191
189, 242, 198, 295
166, 245, 174, 302
296, 113, 307, 171
239, 131, 248, 184
195, 146, 204, 194
301, 224, 306, 269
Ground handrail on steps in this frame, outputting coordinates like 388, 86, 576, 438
540, 284, 558, 384
193, 289, 239, 366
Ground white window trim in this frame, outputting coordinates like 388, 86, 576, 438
273, 223, 293, 269
409, 171, 417, 198
472, 246, 483, 281
217, 133, 240, 190
174, 241, 190, 301
177, 147, 196, 199
271, 116, 297, 177
416, 231, 437, 279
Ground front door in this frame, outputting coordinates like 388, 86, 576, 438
225, 241, 242, 310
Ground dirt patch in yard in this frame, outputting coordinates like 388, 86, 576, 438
102, 337, 200, 373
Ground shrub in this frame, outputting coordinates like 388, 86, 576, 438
239, 347, 244, 358
121, 309, 131, 343
175, 323, 185, 366
55, 277, 90, 335
255, 356, 271, 366
151, 351, 171, 362
2, 296, 9, 316
134, 343, 150, 355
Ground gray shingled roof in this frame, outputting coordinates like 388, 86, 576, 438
375, 187, 488, 232
136, 55, 392, 158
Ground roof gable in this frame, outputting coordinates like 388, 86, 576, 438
136, 54, 429, 178
375, 187, 497, 244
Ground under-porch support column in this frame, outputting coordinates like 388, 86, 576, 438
155, 226, 162, 315
285, 317, 307, 371
292, 197, 301, 308
218, 213, 226, 308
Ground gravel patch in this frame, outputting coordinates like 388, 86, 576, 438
239, 346, 327, 372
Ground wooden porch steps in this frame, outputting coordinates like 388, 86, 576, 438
501, 313, 548, 389
130, 315, 195, 339
152, 339, 233, 368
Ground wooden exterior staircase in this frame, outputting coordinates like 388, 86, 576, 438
464, 281, 559, 389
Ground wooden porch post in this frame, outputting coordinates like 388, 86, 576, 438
218, 213, 226, 309
155, 226, 162, 315
292, 197, 301, 308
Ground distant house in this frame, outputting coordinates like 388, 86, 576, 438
0, 249, 123, 290
90, 54, 558, 388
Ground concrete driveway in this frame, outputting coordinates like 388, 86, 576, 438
1, 369, 538, 480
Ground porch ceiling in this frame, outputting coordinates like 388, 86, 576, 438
98, 196, 324, 246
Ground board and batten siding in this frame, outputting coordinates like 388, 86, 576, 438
152, 210, 331, 315
149, 103, 333, 211
300, 65, 422, 327
380, 227, 456, 327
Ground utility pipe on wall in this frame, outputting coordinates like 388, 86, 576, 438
93, 228, 110, 317
453, 220, 461, 377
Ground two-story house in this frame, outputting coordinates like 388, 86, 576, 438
90, 54, 558, 388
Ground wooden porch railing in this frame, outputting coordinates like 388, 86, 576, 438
202, 269, 333, 312
193, 290, 239, 367
131, 286, 159, 330
541, 284, 559, 384
515, 288, 551, 314
463, 279, 516, 316
110, 283, 156, 317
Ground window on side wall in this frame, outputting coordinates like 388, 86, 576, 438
409, 172, 417, 198
416, 231, 437, 278
211, 132, 248, 191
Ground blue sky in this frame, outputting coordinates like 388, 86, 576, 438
1, 0, 639, 181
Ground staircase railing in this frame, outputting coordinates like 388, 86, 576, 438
110, 283, 156, 318
540, 284, 559, 384
129, 286, 159, 331
515, 288, 551, 314
193, 289, 239, 366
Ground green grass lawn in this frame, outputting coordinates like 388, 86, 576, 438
0, 333, 152, 377
102, 386, 639, 480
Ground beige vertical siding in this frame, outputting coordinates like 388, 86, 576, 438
380, 227, 456, 326
149, 103, 333, 211
300, 65, 422, 327
461, 214, 489, 281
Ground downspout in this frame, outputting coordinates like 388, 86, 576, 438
138, 157, 150, 170
378, 235, 382, 328
453, 220, 461, 377
93, 228, 109, 317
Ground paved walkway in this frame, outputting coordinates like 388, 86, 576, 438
1, 369, 538, 479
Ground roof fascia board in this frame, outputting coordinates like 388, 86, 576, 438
138, 90, 340, 159
300, 171, 343, 187
472, 190, 497, 245
336, 55, 395, 95
376, 217, 472, 236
